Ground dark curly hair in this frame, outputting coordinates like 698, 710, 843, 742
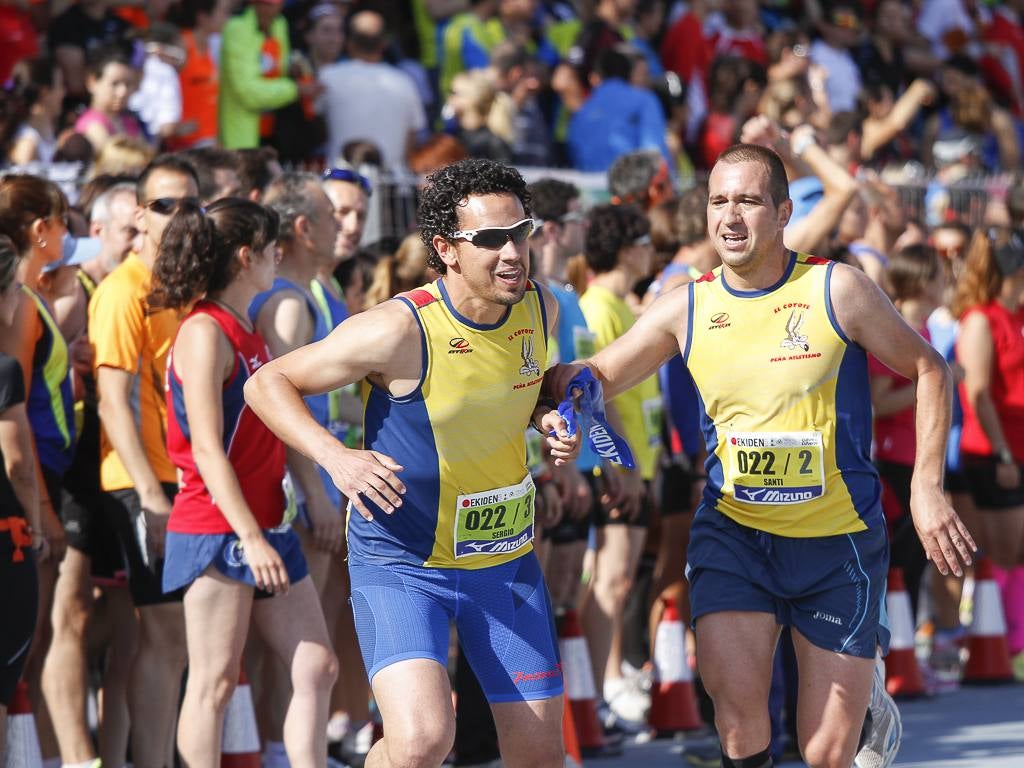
417, 158, 532, 274
584, 204, 650, 274
149, 198, 279, 310
528, 178, 579, 222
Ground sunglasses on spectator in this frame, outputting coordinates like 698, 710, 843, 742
323, 168, 372, 197
632, 234, 652, 247
451, 219, 536, 249
146, 197, 201, 215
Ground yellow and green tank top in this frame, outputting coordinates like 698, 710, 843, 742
684, 253, 882, 537
23, 286, 75, 475
350, 278, 549, 568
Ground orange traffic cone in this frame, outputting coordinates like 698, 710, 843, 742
883, 568, 926, 698
648, 598, 702, 734
221, 667, 260, 768
963, 558, 1014, 684
558, 610, 605, 756
562, 693, 584, 768
3, 681, 42, 768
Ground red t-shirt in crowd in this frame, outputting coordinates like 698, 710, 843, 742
0, 4, 39, 84
166, 301, 286, 534
869, 326, 930, 467
958, 301, 1024, 461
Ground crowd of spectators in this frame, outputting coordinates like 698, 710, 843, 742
4, 0, 1024, 181
3, 0, 1024, 766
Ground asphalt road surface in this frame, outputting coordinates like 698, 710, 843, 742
592, 682, 1024, 768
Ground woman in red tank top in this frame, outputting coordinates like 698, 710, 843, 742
149, 198, 337, 767
954, 226, 1024, 675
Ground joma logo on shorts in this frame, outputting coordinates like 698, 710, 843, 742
813, 611, 843, 626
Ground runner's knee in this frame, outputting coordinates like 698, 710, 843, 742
384, 717, 455, 768
291, 642, 337, 695
799, 731, 855, 768
188, 667, 238, 715
51, 590, 90, 637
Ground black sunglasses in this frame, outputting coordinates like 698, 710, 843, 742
451, 218, 537, 250
146, 197, 201, 215
322, 168, 372, 197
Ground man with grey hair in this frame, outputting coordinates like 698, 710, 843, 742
247, 173, 342, 768
89, 182, 139, 277
607, 149, 674, 211
41, 179, 139, 768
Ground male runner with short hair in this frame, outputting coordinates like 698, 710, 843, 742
90, 154, 200, 768
546, 144, 975, 768
246, 158, 579, 768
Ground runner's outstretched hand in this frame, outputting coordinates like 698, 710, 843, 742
323, 447, 406, 522
911, 483, 976, 577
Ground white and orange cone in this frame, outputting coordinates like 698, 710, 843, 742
648, 598, 702, 734
884, 568, 926, 698
3, 681, 42, 768
562, 693, 584, 768
558, 610, 605, 756
221, 667, 260, 768
963, 557, 1014, 684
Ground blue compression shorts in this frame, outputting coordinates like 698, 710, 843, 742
687, 506, 891, 659
348, 551, 563, 702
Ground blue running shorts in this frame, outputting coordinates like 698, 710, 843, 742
687, 506, 891, 659
348, 552, 563, 703
163, 524, 308, 595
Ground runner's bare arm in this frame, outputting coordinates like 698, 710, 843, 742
255, 289, 342, 551
245, 300, 418, 521
829, 263, 976, 576
543, 284, 687, 402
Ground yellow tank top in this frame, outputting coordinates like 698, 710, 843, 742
684, 253, 882, 537
351, 278, 549, 568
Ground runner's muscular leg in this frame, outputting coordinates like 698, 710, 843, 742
491, 695, 565, 768
364, 659, 455, 768
790, 628, 874, 768
695, 610, 779, 759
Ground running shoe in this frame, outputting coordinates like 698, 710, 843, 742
853, 661, 902, 768
604, 675, 651, 725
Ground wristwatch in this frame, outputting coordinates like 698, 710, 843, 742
997, 447, 1015, 465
